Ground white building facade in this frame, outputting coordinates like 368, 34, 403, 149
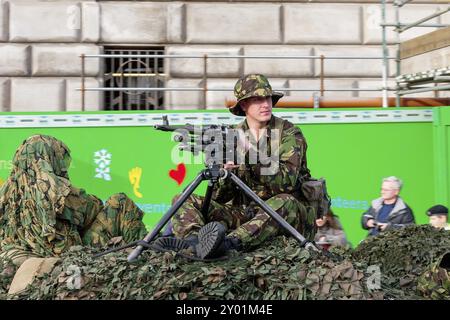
0, 0, 448, 111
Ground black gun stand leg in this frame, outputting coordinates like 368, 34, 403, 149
127, 164, 225, 262
227, 171, 320, 253
122, 165, 321, 262
201, 166, 221, 220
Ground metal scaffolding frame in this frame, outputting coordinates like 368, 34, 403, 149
381, 0, 450, 107
77, 1, 449, 111
80, 53, 397, 111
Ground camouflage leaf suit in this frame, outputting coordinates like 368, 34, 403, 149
417, 252, 450, 299
0, 135, 147, 257
172, 74, 317, 249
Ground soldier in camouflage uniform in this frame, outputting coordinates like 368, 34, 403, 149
0, 135, 147, 257
417, 252, 450, 299
168, 74, 317, 259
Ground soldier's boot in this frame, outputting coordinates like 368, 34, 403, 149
152, 233, 200, 255
197, 222, 242, 259
184, 235, 199, 248
152, 236, 191, 253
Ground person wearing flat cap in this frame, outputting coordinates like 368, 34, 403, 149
427, 205, 450, 230
164, 74, 317, 260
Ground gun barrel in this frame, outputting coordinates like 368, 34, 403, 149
155, 120, 239, 162
154, 124, 200, 134
155, 124, 233, 134
154, 125, 180, 132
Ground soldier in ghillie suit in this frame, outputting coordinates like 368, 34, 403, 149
164, 74, 317, 259
0, 135, 147, 257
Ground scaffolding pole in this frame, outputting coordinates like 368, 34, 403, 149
395, 2, 401, 107
388, 0, 450, 101
396, 6, 450, 33
381, 0, 389, 108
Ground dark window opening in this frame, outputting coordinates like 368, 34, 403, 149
103, 46, 165, 110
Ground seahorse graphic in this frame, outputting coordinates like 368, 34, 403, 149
129, 167, 143, 198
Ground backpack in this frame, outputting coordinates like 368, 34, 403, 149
300, 178, 331, 219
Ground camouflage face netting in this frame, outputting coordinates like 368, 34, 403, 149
2, 225, 449, 300
0, 135, 147, 257
353, 225, 450, 299
229, 74, 284, 116
3, 237, 377, 300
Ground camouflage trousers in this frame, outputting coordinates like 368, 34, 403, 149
79, 193, 148, 248
172, 193, 316, 249
6, 192, 148, 256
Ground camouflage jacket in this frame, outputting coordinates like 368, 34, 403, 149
361, 197, 415, 236
213, 115, 311, 207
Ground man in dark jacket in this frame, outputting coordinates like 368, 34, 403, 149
361, 176, 415, 236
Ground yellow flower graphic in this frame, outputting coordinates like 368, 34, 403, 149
129, 167, 143, 198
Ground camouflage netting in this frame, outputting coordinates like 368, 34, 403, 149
353, 224, 450, 299
0, 225, 449, 300
0, 257, 16, 297
2, 240, 379, 300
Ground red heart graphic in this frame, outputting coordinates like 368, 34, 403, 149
169, 163, 186, 186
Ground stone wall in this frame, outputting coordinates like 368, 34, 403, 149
0, 0, 447, 111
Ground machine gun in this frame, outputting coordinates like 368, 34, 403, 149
154, 116, 240, 166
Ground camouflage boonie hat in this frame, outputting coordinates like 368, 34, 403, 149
229, 74, 284, 116
417, 252, 450, 299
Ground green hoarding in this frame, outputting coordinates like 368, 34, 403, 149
433, 106, 450, 206
0, 107, 443, 247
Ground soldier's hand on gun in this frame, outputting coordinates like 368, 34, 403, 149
224, 161, 240, 170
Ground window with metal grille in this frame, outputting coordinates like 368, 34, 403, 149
103, 47, 165, 110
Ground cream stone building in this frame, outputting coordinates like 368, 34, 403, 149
0, 0, 448, 111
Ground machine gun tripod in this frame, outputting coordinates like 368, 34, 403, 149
126, 162, 321, 262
